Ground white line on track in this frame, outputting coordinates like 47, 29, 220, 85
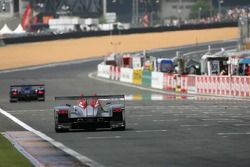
202, 112, 227, 114
217, 132, 250, 136
233, 124, 250, 127
153, 119, 179, 122
180, 124, 209, 127
130, 114, 153, 117
162, 111, 184, 114
202, 118, 238, 121
87, 136, 121, 140
135, 130, 168, 133
218, 120, 243, 123
127, 123, 139, 126
0, 108, 104, 167
173, 113, 198, 116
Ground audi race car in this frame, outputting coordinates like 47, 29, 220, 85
54, 94, 126, 132
9, 84, 45, 102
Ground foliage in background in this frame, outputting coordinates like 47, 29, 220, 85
189, 0, 212, 19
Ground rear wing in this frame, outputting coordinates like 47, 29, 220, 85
10, 84, 45, 88
55, 95, 125, 101
10, 84, 45, 90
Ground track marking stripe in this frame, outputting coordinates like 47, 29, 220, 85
233, 124, 250, 127
153, 119, 179, 122
218, 132, 250, 136
135, 130, 168, 133
87, 136, 121, 140
180, 124, 209, 127
0, 108, 104, 167
202, 118, 238, 121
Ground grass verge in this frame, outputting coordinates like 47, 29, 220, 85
0, 133, 33, 167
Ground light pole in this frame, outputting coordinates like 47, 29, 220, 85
103, 0, 107, 17
209, 0, 212, 18
198, 7, 202, 22
218, 0, 224, 20
132, 0, 139, 26
177, 0, 182, 25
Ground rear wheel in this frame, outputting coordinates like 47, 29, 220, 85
9, 99, 17, 103
55, 128, 68, 133
55, 123, 69, 133
112, 126, 125, 131
111, 122, 126, 131
86, 125, 96, 131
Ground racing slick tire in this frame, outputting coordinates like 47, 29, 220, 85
112, 126, 126, 131
55, 123, 69, 133
111, 122, 126, 131
40, 98, 45, 102
9, 99, 17, 103
55, 127, 69, 133
38, 97, 45, 101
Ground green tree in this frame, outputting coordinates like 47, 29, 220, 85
189, 0, 211, 19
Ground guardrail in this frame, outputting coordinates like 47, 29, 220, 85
2, 22, 237, 45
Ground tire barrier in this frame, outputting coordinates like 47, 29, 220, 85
98, 64, 250, 97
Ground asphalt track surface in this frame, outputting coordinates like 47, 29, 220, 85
1, 41, 250, 167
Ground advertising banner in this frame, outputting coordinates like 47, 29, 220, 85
133, 69, 142, 85
97, 64, 111, 79
142, 71, 151, 87
151, 72, 164, 89
120, 68, 133, 83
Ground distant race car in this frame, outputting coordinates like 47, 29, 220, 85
9, 84, 45, 102
54, 94, 126, 132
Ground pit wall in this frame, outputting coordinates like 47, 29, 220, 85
97, 64, 250, 98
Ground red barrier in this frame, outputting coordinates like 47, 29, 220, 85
196, 75, 250, 97
163, 74, 175, 91
110, 66, 120, 80
180, 75, 188, 93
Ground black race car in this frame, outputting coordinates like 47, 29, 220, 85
9, 84, 45, 102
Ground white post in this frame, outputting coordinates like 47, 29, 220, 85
103, 0, 107, 16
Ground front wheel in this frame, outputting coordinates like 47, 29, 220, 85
38, 97, 45, 101
112, 126, 125, 131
